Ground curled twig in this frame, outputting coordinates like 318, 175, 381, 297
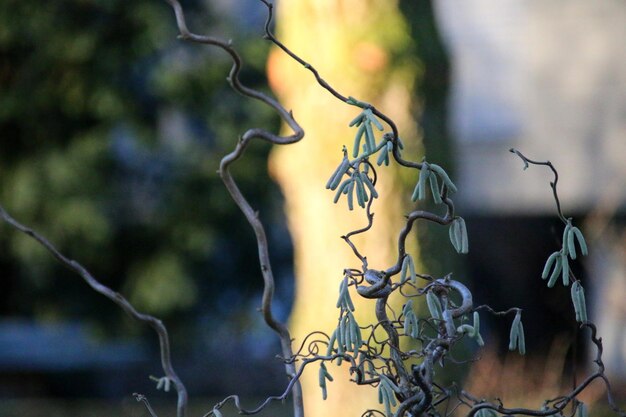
510, 148, 566, 223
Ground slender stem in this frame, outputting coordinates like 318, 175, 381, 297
0, 205, 189, 417
509, 148, 567, 223
161, 1, 306, 415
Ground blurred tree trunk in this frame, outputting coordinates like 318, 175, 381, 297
267, 2, 422, 416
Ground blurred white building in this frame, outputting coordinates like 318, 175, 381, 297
434, 0, 626, 379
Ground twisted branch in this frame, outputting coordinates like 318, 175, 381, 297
161, 1, 306, 416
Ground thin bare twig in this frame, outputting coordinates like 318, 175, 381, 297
0, 205, 189, 417
510, 148, 567, 223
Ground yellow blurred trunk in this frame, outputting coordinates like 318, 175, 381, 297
267, 1, 421, 416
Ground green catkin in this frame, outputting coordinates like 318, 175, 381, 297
353, 123, 366, 157
509, 312, 521, 351
517, 320, 526, 355
458, 217, 469, 253
359, 172, 378, 199
542, 251, 560, 279
401, 255, 416, 283
355, 175, 367, 207
369, 110, 384, 131
567, 223, 578, 259
547, 255, 563, 288
572, 227, 588, 256
326, 330, 336, 356
426, 291, 443, 320
429, 172, 442, 204
473, 311, 480, 334
429, 163, 458, 194
449, 221, 460, 252
571, 281, 588, 322
318, 362, 333, 400
334, 178, 352, 203
377, 148, 389, 166
364, 120, 376, 154
348, 111, 365, 127
346, 180, 355, 210
561, 251, 570, 286
562, 221, 572, 258
412, 162, 430, 201
326, 156, 350, 190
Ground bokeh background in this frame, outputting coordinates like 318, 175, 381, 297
0, 0, 624, 416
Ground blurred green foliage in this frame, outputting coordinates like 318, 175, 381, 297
0, 0, 283, 331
